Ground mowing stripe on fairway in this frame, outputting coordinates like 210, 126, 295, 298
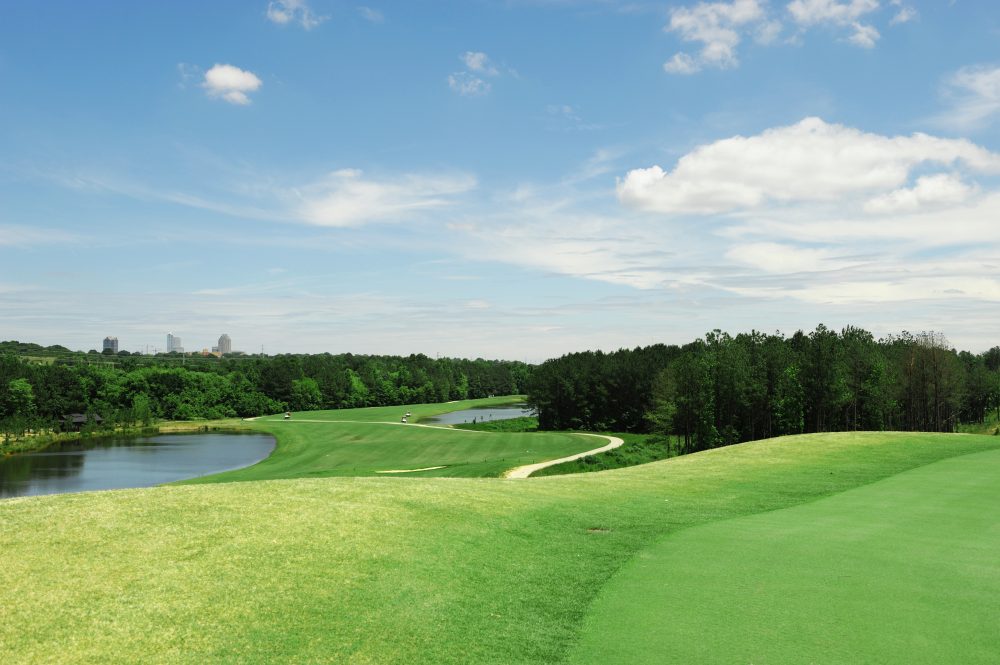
567, 447, 1000, 665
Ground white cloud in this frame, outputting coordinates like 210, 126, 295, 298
617, 117, 1000, 215
889, 3, 917, 25
863, 173, 976, 214
725, 242, 853, 273
297, 169, 476, 227
449, 52, 509, 96
357, 6, 384, 23
847, 21, 879, 48
448, 72, 491, 96
461, 51, 499, 75
266, 0, 327, 29
664, 0, 767, 73
786, 0, 880, 48
754, 19, 783, 44
663, 53, 701, 75
786, 0, 878, 25
202, 64, 262, 105
938, 64, 1000, 131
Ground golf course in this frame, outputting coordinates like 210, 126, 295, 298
1, 398, 998, 663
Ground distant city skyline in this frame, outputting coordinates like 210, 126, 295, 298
92, 332, 239, 356
2, 2, 999, 361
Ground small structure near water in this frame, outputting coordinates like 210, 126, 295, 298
60, 413, 103, 432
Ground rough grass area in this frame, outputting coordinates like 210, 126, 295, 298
531, 432, 674, 476
2, 432, 999, 663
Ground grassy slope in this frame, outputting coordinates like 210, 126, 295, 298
2, 432, 999, 663
182, 397, 592, 481
569, 447, 1000, 664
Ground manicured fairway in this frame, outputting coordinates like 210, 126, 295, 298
568, 447, 1000, 664
182, 397, 596, 481
1, 432, 998, 663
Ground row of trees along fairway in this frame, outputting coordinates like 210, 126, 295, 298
0, 343, 531, 440
527, 326, 1000, 454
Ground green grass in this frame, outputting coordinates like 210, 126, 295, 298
183, 397, 592, 481
2, 430, 999, 663
531, 432, 674, 476
568, 447, 1000, 664
453, 416, 539, 432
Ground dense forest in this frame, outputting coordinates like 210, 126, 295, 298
527, 326, 1000, 453
0, 341, 531, 438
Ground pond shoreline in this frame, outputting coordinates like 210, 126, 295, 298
0, 431, 277, 499
1, 421, 255, 458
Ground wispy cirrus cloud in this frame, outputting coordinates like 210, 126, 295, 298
296, 169, 476, 227
936, 64, 1000, 131
44, 164, 475, 230
357, 6, 384, 23
0, 225, 79, 247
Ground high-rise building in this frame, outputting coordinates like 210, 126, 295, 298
218, 334, 232, 355
166, 333, 184, 354
103, 336, 118, 353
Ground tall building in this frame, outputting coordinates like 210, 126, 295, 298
166, 333, 184, 354
218, 334, 232, 355
103, 336, 118, 353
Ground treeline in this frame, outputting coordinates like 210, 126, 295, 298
0, 347, 531, 436
528, 326, 1000, 454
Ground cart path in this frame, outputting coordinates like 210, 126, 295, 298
502, 434, 625, 479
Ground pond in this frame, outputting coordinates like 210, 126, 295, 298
423, 404, 534, 425
0, 432, 275, 499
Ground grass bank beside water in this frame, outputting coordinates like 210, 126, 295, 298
2, 429, 999, 663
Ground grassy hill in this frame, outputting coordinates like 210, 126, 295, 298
1, 420, 998, 663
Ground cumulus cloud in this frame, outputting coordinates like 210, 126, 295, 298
617, 117, 1000, 215
297, 169, 476, 227
202, 64, 262, 105
938, 64, 1000, 131
786, 0, 880, 48
863, 173, 976, 214
266, 0, 327, 29
663, 0, 766, 73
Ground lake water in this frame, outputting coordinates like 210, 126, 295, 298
424, 404, 534, 425
0, 432, 275, 499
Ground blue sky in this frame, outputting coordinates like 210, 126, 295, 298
2, 0, 999, 360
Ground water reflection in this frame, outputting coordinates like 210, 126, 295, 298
0, 433, 275, 499
424, 405, 534, 425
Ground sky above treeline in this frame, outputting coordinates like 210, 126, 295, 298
1, 0, 998, 360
